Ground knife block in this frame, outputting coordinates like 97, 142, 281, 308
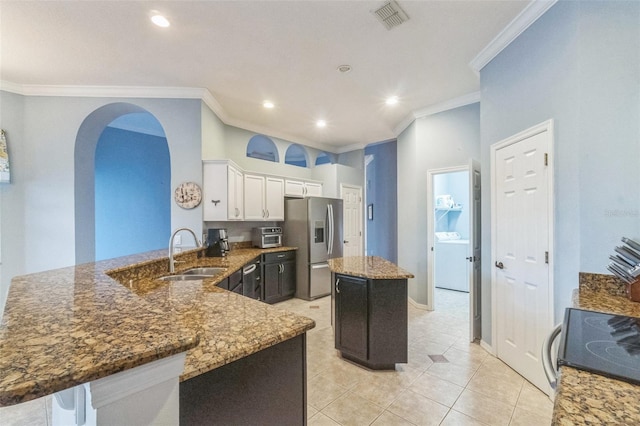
627, 279, 640, 302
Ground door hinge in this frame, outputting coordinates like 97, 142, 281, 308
359, 231, 362, 236
544, 153, 548, 166
545, 251, 549, 264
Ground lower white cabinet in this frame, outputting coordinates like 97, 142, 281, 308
244, 174, 284, 221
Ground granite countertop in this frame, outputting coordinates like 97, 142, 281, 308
552, 273, 640, 425
0, 246, 314, 407
328, 256, 414, 279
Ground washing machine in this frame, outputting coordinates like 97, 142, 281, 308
435, 232, 469, 292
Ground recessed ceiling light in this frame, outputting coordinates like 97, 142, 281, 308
316, 120, 327, 128
386, 96, 399, 105
263, 101, 275, 109
151, 14, 170, 28
337, 65, 352, 73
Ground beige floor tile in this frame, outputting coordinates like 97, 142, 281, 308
406, 346, 436, 372
308, 374, 349, 410
409, 372, 464, 407
309, 412, 342, 426
371, 410, 417, 426
320, 357, 372, 390
443, 346, 488, 369
348, 373, 409, 408
509, 406, 552, 426
0, 396, 48, 426
308, 404, 320, 417
477, 356, 524, 383
515, 382, 553, 419
425, 361, 478, 387
465, 369, 523, 406
440, 409, 491, 426
387, 389, 450, 426
452, 389, 515, 426
321, 391, 385, 426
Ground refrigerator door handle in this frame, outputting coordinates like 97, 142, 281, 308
326, 204, 331, 255
327, 204, 333, 255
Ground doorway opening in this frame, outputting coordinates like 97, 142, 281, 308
95, 113, 170, 260
74, 103, 171, 264
427, 162, 481, 342
433, 169, 470, 325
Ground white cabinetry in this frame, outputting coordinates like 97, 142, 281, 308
284, 179, 323, 198
244, 174, 284, 221
203, 161, 243, 221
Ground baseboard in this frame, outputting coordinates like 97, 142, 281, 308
408, 297, 431, 311
480, 339, 495, 355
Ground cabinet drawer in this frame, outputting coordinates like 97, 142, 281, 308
263, 250, 295, 263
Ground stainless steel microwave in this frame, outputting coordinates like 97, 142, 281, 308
252, 227, 283, 248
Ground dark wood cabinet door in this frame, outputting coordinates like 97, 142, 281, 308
281, 260, 296, 297
334, 274, 368, 360
262, 262, 281, 303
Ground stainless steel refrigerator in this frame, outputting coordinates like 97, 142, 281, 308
284, 197, 343, 300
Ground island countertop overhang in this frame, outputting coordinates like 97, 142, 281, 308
327, 256, 415, 280
0, 246, 315, 407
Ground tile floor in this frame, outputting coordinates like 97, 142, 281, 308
0, 289, 554, 425
279, 288, 554, 426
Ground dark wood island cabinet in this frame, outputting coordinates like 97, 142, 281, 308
329, 256, 414, 370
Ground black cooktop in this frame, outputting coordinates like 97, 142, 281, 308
558, 308, 640, 385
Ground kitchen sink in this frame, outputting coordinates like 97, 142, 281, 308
182, 267, 227, 276
157, 274, 214, 281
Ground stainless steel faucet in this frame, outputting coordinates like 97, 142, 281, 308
169, 228, 201, 273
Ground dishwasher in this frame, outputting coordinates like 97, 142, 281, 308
242, 259, 262, 301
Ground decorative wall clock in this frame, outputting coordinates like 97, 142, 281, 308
174, 182, 202, 209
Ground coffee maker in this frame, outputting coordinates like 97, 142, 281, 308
206, 228, 229, 257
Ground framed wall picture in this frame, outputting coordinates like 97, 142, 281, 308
0, 129, 10, 183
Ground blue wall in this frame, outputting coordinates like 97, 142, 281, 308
480, 0, 640, 338
95, 126, 171, 260
365, 140, 398, 262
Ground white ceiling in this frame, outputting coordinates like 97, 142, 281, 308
0, 0, 529, 151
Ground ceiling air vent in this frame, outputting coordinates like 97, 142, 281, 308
372, 1, 409, 30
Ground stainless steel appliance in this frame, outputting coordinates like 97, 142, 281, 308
284, 197, 343, 300
206, 228, 229, 257
252, 227, 283, 248
242, 259, 261, 300
544, 308, 640, 388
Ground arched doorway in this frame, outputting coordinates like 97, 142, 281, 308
75, 103, 171, 264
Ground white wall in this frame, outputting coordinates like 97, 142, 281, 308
0, 92, 204, 316
201, 101, 226, 159
397, 103, 480, 305
0, 91, 26, 314
480, 0, 640, 342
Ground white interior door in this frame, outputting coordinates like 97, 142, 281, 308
492, 120, 554, 394
341, 184, 363, 257
469, 159, 481, 342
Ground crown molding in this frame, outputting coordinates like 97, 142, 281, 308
1, 80, 477, 153
470, 0, 558, 73
393, 91, 481, 136
0, 81, 209, 99
0, 80, 339, 153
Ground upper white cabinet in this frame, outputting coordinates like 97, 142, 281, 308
203, 160, 243, 221
244, 174, 285, 221
284, 179, 323, 198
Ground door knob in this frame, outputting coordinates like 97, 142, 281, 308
495, 261, 504, 269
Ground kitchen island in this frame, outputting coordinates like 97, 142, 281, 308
328, 256, 414, 370
552, 273, 640, 425
0, 246, 315, 424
